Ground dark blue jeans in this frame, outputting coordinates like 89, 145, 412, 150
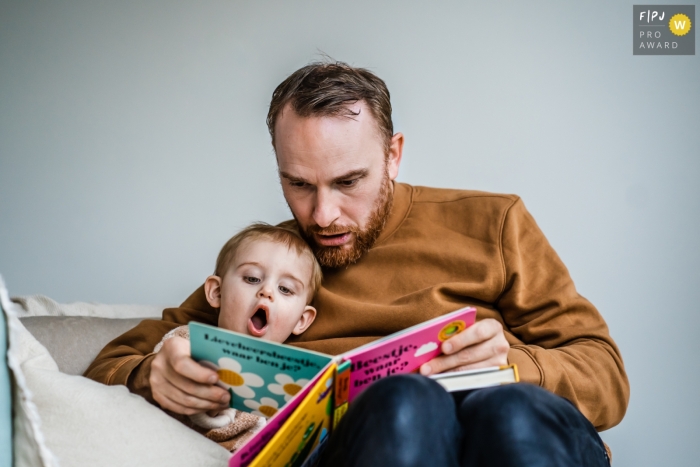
319, 375, 609, 467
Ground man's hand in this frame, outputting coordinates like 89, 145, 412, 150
420, 319, 509, 376
149, 336, 231, 415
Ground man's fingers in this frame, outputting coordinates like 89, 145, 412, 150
154, 389, 226, 416
161, 367, 230, 407
421, 337, 506, 375
163, 337, 219, 385
150, 337, 230, 414
420, 319, 509, 376
441, 319, 501, 355
152, 367, 229, 413
155, 392, 200, 416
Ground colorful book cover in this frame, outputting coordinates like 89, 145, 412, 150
246, 364, 335, 467
340, 306, 476, 402
189, 306, 477, 466
189, 323, 333, 415
230, 363, 335, 467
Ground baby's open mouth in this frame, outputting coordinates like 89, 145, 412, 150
248, 306, 269, 336
251, 308, 267, 330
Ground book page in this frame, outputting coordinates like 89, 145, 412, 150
189, 322, 333, 414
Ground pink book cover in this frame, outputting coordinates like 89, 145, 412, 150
341, 306, 477, 402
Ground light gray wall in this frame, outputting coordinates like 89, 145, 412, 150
1, 1, 698, 465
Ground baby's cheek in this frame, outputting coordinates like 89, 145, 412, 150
218, 310, 243, 333
267, 316, 291, 342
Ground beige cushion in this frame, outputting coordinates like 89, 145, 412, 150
20, 316, 146, 375
11, 295, 164, 319
1, 280, 231, 467
13, 314, 231, 467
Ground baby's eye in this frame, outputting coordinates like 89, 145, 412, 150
244, 276, 261, 284
278, 285, 293, 295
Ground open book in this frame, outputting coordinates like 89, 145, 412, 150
189, 306, 515, 467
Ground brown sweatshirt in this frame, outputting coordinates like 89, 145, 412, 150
84, 182, 629, 430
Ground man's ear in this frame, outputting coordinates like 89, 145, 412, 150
291, 306, 317, 335
387, 132, 404, 181
204, 275, 223, 308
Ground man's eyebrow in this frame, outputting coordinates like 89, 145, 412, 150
332, 169, 369, 184
278, 171, 307, 183
278, 169, 370, 185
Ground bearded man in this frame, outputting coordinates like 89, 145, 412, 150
86, 62, 629, 467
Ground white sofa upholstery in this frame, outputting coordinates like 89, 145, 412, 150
2, 284, 231, 467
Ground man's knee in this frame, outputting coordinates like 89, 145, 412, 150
459, 383, 566, 436
353, 373, 455, 420
458, 384, 609, 467
321, 375, 461, 467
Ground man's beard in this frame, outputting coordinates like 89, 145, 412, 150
298, 175, 394, 268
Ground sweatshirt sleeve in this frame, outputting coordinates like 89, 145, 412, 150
83, 286, 219, 404
497, 198, 630, 430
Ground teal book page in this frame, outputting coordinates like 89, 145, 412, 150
189, 322, 333, 415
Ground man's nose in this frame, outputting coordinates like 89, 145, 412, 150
312, 189, 341, 228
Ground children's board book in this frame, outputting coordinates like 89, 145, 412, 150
188, 306, 478, 467
430, 364, 519, 392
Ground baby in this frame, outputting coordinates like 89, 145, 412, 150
155, 222, 322, 451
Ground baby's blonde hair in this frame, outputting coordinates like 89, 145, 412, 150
215, 222, 322, 302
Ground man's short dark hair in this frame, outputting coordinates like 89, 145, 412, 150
267, 61, 393, 152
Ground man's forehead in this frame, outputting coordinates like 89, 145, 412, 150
275, 102, 385, 179
276, 100, 371, 130
276, 104, 369, 144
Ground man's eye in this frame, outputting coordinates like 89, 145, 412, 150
279, 285, 293, 295
339, 179, 358, 187
290, 181, 308, 188
244, 276, 261, 284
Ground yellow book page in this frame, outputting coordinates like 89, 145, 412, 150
249, 364, 336, 467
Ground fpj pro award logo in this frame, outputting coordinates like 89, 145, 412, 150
633, 5, 695, 55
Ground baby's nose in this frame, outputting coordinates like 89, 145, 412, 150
257, 286, 274, 300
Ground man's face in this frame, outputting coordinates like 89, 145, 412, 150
274, 102, 403, 267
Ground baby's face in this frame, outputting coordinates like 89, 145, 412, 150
217, 238, 314, 342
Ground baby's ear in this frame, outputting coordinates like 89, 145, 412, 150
292, 306, 317, 335
204, 275, 223, 308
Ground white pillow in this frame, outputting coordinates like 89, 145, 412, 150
2, 275, 56, 467
3, 279, 231, 467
